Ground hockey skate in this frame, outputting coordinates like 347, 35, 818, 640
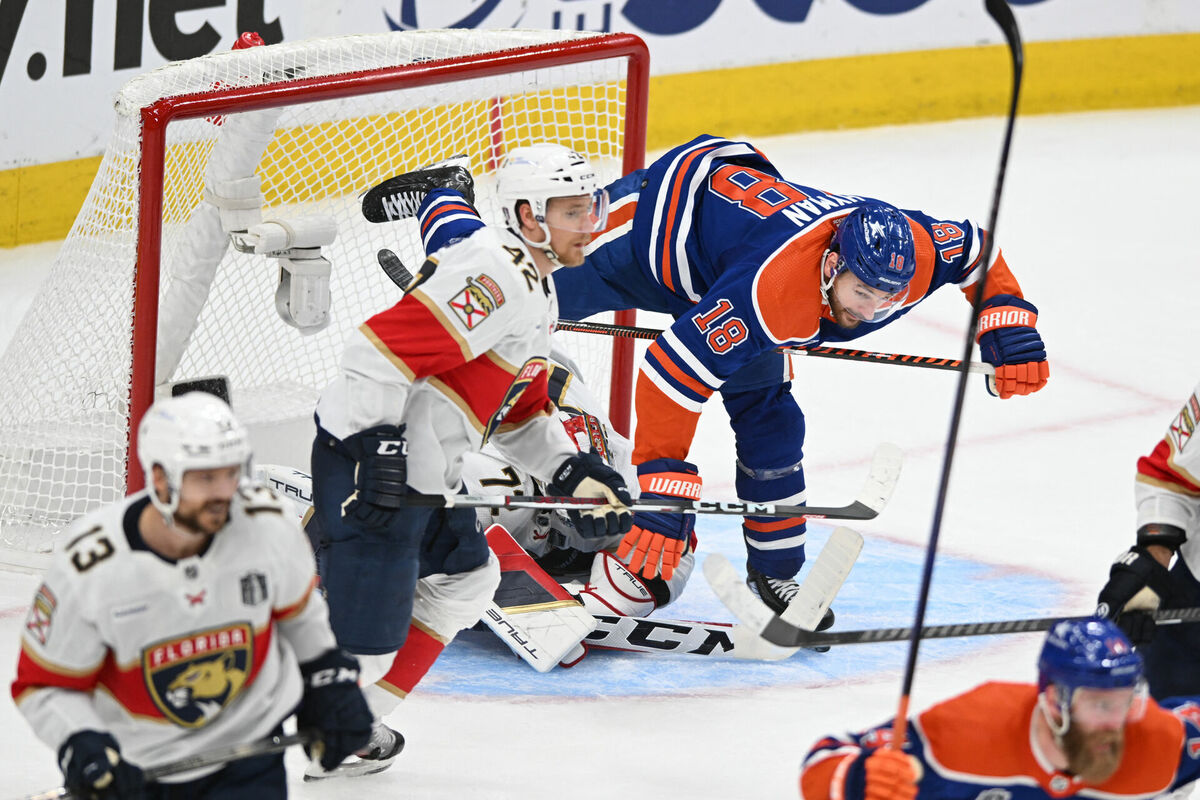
303, 721, 405, 781
746, 562, 835, 652
361, 155, 475, 222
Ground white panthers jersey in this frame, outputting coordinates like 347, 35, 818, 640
1136, 380, 1200, 574
314, 225, 579, 495
12, 484, 337, 781
462, 343, 637, 556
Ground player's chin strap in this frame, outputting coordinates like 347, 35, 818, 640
508, 223, 562, 268
818, 246, 837, 308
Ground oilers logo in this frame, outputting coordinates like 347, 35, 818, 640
384, 0, 527, 31
145, 623, 253, 728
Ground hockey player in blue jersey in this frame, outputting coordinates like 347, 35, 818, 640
551, 134, 1050, 620
801, 618, 1200, 800
393, 135, 1049, 625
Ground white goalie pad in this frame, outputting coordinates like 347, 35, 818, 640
483, 525, 597, 672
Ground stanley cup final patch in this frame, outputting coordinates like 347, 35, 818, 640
144, 623, 254, 728
447, 274, 506, 330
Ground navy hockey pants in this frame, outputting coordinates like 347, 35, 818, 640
311, 427, 490, 655
1143, 557, 1200, 699
146, 724, 286, 798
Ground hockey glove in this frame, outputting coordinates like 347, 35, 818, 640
297, 648, 374, 771
862, 749, 922, 800
58, 730, 145, 800
1096, 545, 1175, 645
340, 424, 408, 531
546, 451, 633, 538
617, 459, 701, 581
976, 294, 1049, 399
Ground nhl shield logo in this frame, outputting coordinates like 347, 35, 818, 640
144, 623, 253, 728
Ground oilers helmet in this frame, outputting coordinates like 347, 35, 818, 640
832, 202, 916, 294
1038, 618, 1146, 733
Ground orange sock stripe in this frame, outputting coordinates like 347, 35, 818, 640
376, 623, 446, 697
743, 517, 805, 533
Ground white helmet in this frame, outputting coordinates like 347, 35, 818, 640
137, 392, 252, 517
496, 143, 608, 263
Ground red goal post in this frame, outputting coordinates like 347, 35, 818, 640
0, 30, 646, 568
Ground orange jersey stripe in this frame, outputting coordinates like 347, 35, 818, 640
592, 196, 637, 241
659, 144, 720, 293
744, 517, 804, 533
753, 223, 833, 342
647, 341, 714, 399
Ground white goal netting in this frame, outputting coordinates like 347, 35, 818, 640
0, 29, 645, 569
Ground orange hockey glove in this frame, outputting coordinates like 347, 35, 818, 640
863, 749, 922, 800
617, 458, 700, 581
976, 294, 1049, 399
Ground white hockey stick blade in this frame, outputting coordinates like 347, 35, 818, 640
585, 614, 798, 661
779, 527, 864, 630
853, 442, 903, 517
703, 527, 864, 637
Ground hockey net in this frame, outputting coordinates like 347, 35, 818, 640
0, 30, 647, 570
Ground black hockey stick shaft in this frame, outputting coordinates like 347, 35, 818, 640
772, 608, 1200, 648
556, 319, 994, 376
893, 0, 1024, 749
25, 731, 314, 800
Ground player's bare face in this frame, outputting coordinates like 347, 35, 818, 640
546, 195, 598, 267
828, 270, 901, 328
173, 465, 241, 536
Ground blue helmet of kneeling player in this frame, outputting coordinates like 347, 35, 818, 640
1037, 617, 1147, 735
833, 202, 916, 294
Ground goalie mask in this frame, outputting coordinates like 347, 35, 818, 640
137, 392, 252, 519
496, 143, 609, 265
1037, 617, 1148, 737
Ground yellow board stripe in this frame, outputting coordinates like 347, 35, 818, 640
3, 32, 1199, 248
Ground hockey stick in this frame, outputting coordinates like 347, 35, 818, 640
403, 442, 901, 520
703, 527, 865, 639
23, 731, 313, 800
556, 319, 995, 377
715, 607, 1200, 650
891, 0, 1025, 750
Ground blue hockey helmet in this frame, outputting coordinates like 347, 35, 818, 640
1038, 618, 1146, 734
1038, 618, 1143, 693
832, 202, 916, 294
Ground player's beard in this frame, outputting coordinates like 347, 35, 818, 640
825, 290, 863, 329
174, 500, 231, 537
1061, 724, 1125, 784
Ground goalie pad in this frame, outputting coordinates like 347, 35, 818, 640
483, 524, 596, 672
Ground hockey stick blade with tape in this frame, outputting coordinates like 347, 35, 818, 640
704, 526, 864, 641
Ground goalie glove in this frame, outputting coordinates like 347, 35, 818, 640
1096, 545, 1175, 645
546, 451, 632, 538
58, 730, 145, 800
340, 424, 408, 531
618, 458, 700, 581
976, 294, 1049, 399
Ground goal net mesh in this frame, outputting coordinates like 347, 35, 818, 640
0, 30, 642, 568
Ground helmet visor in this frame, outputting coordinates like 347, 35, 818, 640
1070, 682, 1149, 728
829, 259, 910, 323
545, 188, 610, 234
